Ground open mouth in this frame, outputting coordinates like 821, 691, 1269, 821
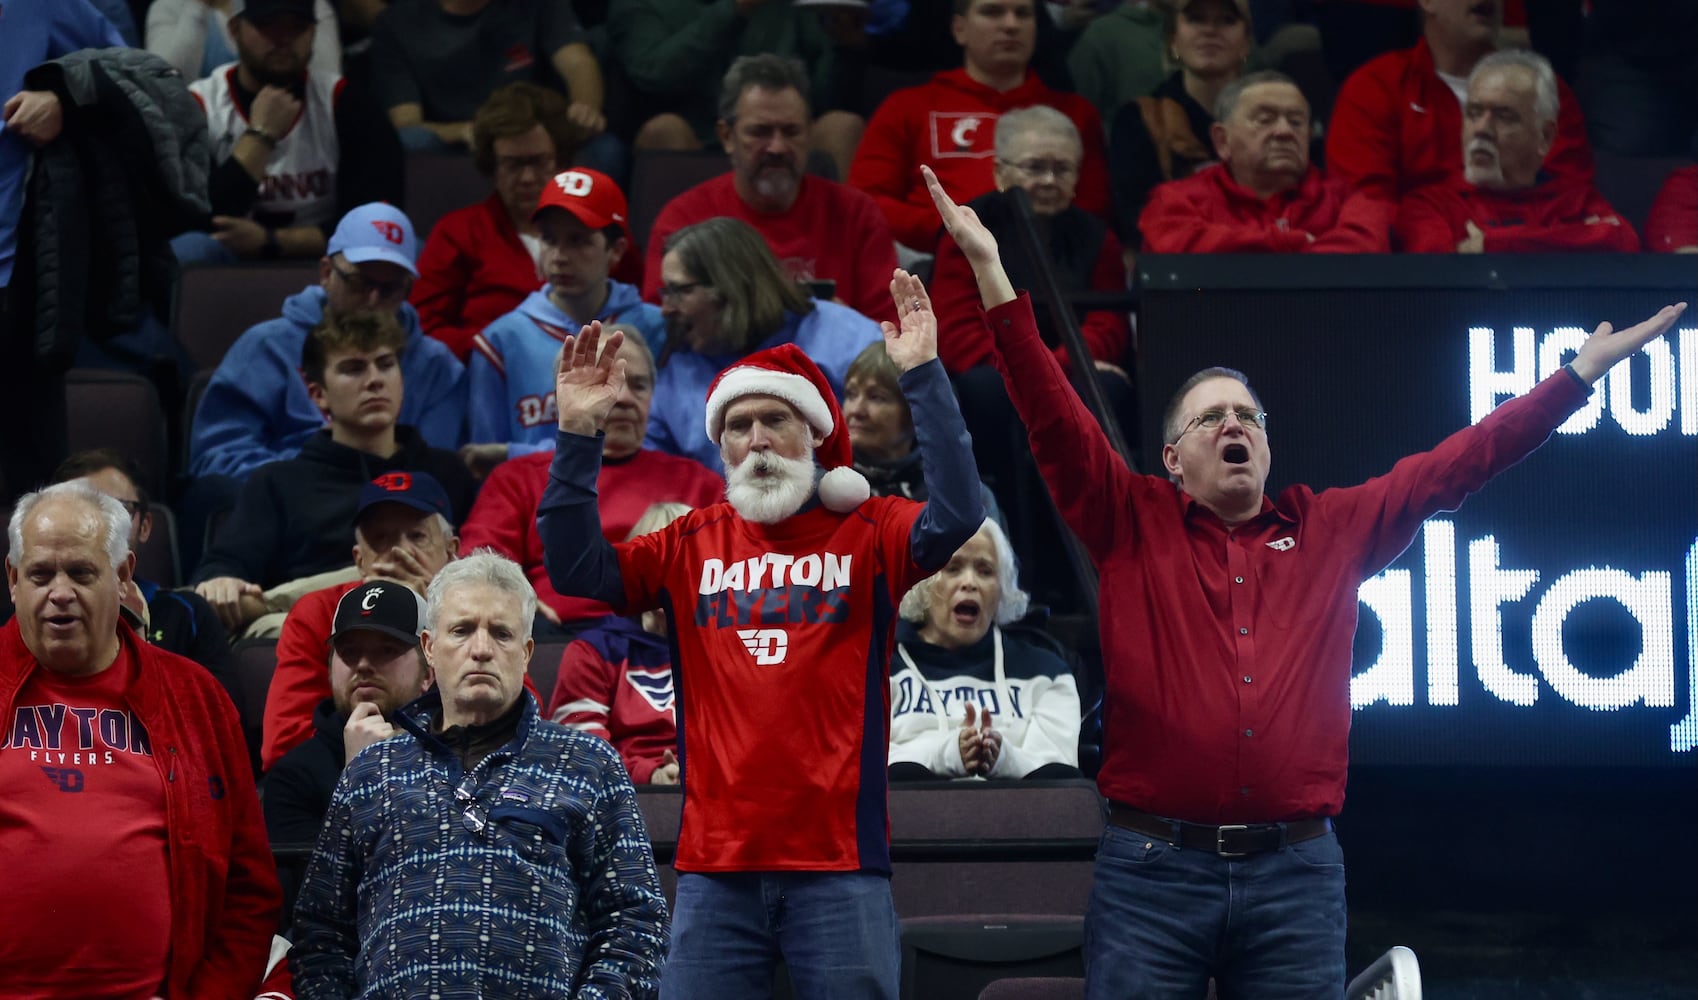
1222, 444, 1250, 465
951, 598, 981, 626
45, 614, 78, 629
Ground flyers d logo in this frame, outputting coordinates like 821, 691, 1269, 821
555, 171, 594, 197
737, 628, 788, 665
369, 220, 405, 245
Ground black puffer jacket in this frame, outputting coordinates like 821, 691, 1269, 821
16, 47, 209, 370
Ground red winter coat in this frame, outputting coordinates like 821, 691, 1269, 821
1326, 38, 1593, 201
849, 68, 1112, 251
1646, 166, 1698, 253
1395, 175, 1640, 253
0, 620, 281, 999
1139, 164, 1393, 253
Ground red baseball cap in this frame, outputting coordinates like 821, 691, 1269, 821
532, 169, 632, 245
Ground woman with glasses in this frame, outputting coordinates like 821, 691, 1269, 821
1107, 0, 1255, 246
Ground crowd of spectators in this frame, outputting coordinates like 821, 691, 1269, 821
0, 0, 1692, 992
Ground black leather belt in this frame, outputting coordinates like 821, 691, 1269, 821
1107, 802, 1332, 858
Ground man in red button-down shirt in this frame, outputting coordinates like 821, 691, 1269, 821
921, 163, 1686, 1000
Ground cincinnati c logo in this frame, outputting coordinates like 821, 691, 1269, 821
950, 117, 982, 149
737, 628, 788, 665
362, 586, 385, 611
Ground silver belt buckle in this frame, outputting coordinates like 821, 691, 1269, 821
1215, 824, 1251, 857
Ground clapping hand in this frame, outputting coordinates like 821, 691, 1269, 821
555, 321, 627, 435
958, 703, 1003, 777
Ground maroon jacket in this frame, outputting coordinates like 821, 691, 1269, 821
0, 619, 281, 998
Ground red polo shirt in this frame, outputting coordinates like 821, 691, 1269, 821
984, 292, 1589, 823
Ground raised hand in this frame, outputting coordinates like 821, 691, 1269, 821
880, 268, 938, 371
555, 321, 628, 435
922, 164, 1015, 308
1569, 302, 1687, 385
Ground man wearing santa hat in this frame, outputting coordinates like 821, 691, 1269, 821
538, 269, 983, 999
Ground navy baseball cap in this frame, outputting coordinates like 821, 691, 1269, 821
354, 471, 453, 525
332, 580, 427, 645
229, 0, 315, 24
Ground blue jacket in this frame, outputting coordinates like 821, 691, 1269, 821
468, 281, 665, 457
644, 299, 881, 472
187, 286, 468, 480
291, 688, 668, 999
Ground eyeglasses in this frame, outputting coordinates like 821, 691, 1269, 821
997, 158, 1078, 180
494, 153, 555, 175
114, 499, 144, 518
1174, 407, 1268, 441
658, 280, 707, 301
330, 260, 410, 300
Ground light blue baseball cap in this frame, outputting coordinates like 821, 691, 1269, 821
327, 203, 419, 276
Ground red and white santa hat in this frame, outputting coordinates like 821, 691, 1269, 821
704, 343, 871, 513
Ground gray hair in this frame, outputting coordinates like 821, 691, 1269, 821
899, 520, 1029, 627
1214, 69, 1303, 123
1162, 365, 1262, 446
626, 502, 692, 541
8, 481, 130, 570
719, 53, 811, 126
355, 512, 454, 547
425, 549, 539, 642
994, 105, 1082, 160
1470, 49, 1559, 125
601, 323, 656, 377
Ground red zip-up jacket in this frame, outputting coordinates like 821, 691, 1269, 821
1646, 166, 1698, 253
1139, 163, 1393, 254
1326, 38, 1593, 201
848, 68, 1112, 251
0, 620, 281, 998
1396, 175, 1640, 253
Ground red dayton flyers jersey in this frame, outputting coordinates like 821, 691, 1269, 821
616, 497, 928, 873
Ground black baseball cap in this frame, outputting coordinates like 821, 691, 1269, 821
354, 471, 454, 526
332, 580, 427, 646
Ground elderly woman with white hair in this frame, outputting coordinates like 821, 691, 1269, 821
887, 520, 1082, 781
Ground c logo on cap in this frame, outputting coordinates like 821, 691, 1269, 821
369, 220, 405, 245
371, 472, 412, 492
361, 586, 384, 610
555, 171, 594, 197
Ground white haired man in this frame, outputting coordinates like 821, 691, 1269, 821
290, 550, 668, 997
537, 266, 983, 998
1396, 50, 1639, 253
0, 482, 280, 996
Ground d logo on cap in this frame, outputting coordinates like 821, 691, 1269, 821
555, 171, 594, 198
370, 220, 405, 245
371, 472, 413, 492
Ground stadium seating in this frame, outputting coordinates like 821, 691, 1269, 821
171, 262, 321, 372
977, 978, 1086, 1000
135, 502, 182, 587
404, 151, 487, 238
66, 369, 171, 504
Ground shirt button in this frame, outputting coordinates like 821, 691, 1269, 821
1244, 729, 1254, 737
1235, 576, 1244, 584
1239, 627, 1249, 635
1243, 675, 1253, 684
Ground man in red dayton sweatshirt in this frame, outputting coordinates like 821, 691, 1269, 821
1396, 51, 1639, 253
1139, 71, 1392, 253
848, 0, 1111, 253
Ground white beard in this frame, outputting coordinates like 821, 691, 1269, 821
725, 451, 816, 524
1464, 139, 1506, 188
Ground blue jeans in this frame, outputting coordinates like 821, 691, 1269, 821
170, 230, 238, 266
1083, 823, 1347, 1000
661, 871, 900, 1000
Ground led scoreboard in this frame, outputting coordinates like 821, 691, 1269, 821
1137, 256, 1697, 767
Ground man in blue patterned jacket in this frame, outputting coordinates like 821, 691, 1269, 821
290, 550, 668, 998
